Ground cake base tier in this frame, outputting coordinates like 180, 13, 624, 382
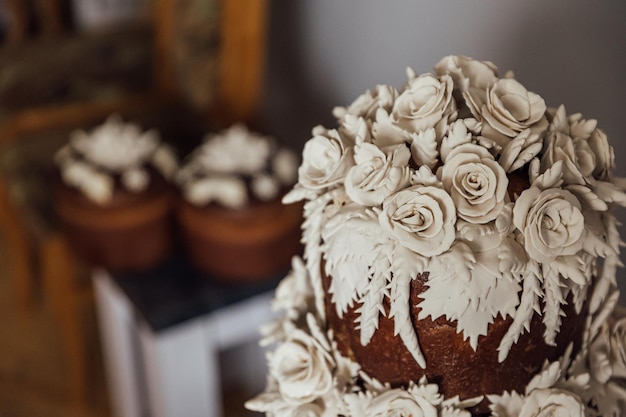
54, 180, 174, 273
177, 197, 303, 283
323, 270, 588, 415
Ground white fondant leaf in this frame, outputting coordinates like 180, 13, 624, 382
440, 120, 472, 163
525, 361, 561, 394
512, 142, 543, 171
356, 277, 387, 347
590, 287, 619, 342
498, 237, 528, 273
455, 221, 496, 243
283, 183, 318, 204
356, 246, 392, 346
551, 255, 588, 287
441, 395, 484, 409
528, 157, 541, 185
440, 407, 472, 417
432, 242, 476, 282
498, 268, 542, 362
593, 179, 626, 207
410, 128, 438, 169
388, 245, 427, 368
542, 267, 566, 346
456, 309, 495, 350
566, 184, 608, 212
487, 390, 525, 417
498, 129, 542, 173
588, 213, 623, 322
323, 206, 384, 318
327, 252, 369, 318
244, 391, 284, 413
581, 210, 615, 259
550, 105, 569, 133
533, 160, 564, 190
344, 391, 372, 416
417, 273, 468, 324
302, 191, 339, 322
411, 165, 440, 187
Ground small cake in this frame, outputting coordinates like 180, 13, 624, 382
247, 56, 626, 416
175, 123, 302, 283
54, 115, 177, 272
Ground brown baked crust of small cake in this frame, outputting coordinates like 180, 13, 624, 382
54, 174, 174, 272
177, 195, 304, 283
322, 269, 588, 416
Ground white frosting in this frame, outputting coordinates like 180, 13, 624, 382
249, 56, 626, 416
176, 123, 298, 208
55, 115, 178, 205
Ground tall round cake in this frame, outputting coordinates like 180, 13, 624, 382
54, 115, 178, 272
247, 56, 626, 416
175, 124, 303, 283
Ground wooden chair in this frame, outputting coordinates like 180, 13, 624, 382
0, 0, 268, 412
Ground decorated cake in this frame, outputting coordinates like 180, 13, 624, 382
246, 55, 626, 416
175, 123, 303, 283
54, 115, 177, 272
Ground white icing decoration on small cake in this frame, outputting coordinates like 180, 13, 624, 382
248, 56, 626, 416
54, 115, 177, 205
176, 123, 298, 208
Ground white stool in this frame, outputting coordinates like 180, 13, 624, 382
93, 269, 277, 417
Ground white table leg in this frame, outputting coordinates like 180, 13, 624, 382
92, 270, 146, 417
138, 317, 222, 417
213, 291, 276, 348
211, 290, 276, 396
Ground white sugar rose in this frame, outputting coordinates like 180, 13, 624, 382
440, 143, 508, 224
333, 84, 398, 120
481, 78, 547, 146
609, 318, 626, 379
434, 55, 498, 93
345, 143, 411, 206
434, 55, 498, 118
367, 389, 437, 417
392, 72, 456, 135
541, 131, 595, 186
379, 185, 456, 257
588, 128, 614, 181
270, 328, 334, 405
518, 388, 585, 417
298, 129, 354, 190
513, 187, 586, 263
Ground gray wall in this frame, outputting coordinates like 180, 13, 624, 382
260, 0, 626, 301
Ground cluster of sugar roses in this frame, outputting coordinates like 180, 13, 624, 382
176, 123, 299, 209
248, 55, 626, 416
55, 115, 178, 204
282, 55, 626, 367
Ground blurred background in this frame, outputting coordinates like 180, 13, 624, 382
0, 0, 624, 416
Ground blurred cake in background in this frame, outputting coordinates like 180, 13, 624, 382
176, 123, 302, 283
54, 115, 177, 272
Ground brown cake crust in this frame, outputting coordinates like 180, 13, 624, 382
54, 174, 174, 272
323, 269, 588, 415
177, 195, 304, 283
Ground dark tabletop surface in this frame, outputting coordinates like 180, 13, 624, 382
111, 250, 282, 332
